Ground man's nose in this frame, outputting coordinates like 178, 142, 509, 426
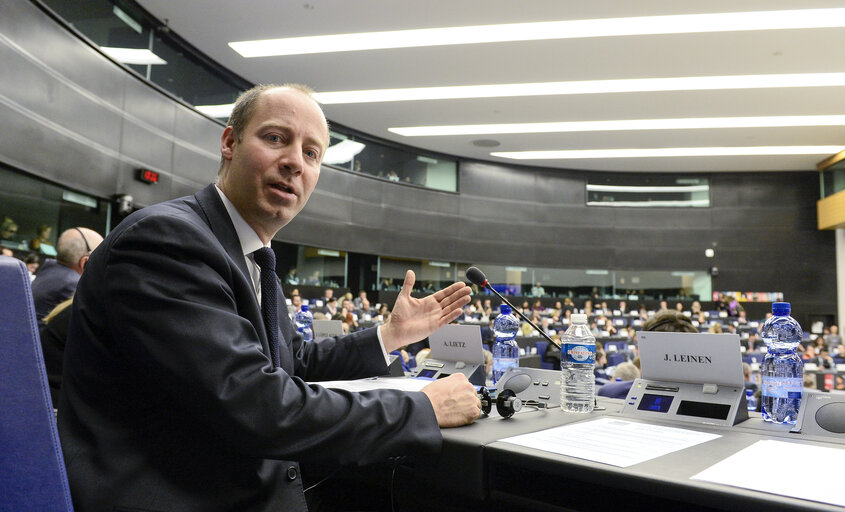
278, 146, 304, 174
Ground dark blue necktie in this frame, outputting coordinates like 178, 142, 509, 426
252, 247, 281, 368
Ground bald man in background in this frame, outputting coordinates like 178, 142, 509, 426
31, 227, 103, 322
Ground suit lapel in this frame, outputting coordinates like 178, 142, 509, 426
192, 184, 294, 373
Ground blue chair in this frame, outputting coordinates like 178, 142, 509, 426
0, 256, 74, 511
533, 341, 554, 370
607, 352, 627, 367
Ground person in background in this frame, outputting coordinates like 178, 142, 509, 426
597, 362, 640, 399
29, 224, 53, 253
1, 247, 13, 257
742, 362, 758, 392
690, 300, 702, 316
24, 252, 40, 281
31, 227, 103, 323
675, 302, 684, 313
284, 267, 299, 285
0, 216, 18, 240
825, 324, 842, 355
530, 282, 545, 297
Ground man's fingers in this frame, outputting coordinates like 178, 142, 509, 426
435, 284, 472, 309
432, 281, 469, 303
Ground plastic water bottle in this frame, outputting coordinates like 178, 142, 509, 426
760, 302, 803, 424
745, 389, 758, 412
492, 305, 519, 384
561, 313, 596, 413
294, 305, 314, 343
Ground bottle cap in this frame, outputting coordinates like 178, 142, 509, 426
500, 304, 512, 315
771, 302, 790, 316
571, 313, 587, 324
301, 305, 309, 312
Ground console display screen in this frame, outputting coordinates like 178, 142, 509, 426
417, 369, 438, 379
637, 393, 674, 413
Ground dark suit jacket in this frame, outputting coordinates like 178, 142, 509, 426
58, 185, 440, 512
31, 258, 79, 322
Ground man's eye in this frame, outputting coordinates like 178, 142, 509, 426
305, 149, 319, 159
267, 134, 282, 143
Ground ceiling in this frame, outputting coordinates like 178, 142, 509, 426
135, 0, 845, 173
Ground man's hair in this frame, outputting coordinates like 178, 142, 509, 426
643, 310, 698, 333
219, 83, 325, 173
57, 229, 89, 266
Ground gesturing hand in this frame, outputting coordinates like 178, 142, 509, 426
380, 270, 471, 353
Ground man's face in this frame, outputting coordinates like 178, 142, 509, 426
218, 88, 327, 243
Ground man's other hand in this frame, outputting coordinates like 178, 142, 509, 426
381, 270, 471, 352
421, 374, 481, 428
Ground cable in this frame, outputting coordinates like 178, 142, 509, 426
302, 467, 341, 494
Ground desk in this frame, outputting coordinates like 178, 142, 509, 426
401, 397, 845, 512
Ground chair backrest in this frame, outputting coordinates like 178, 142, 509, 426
0, 256, 74, 511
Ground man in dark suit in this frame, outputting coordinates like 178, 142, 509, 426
31, 227, 102, 322
58, 84, 479, 512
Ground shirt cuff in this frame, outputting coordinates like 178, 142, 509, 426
376, 325, 392, 366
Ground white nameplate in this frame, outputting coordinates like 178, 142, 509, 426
638, 332, 743, 387
428, 324, 484, 364
312, 319, 343, 338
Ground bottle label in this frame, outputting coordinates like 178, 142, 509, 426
565, 343, 595, 364
762, 377, 803, 399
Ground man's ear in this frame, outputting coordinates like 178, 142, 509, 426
221, 126, 237, 161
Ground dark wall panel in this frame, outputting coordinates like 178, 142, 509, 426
1, 1, 835, 321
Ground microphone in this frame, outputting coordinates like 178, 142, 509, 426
465, 266, 561, 349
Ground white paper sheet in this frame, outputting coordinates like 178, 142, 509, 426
499, 417, 721, 467
310, 377, 431, 393
691, 439, 845, 507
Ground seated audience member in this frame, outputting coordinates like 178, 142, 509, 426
809, 348, 835, 370
24, 252, 39, 281
284, 267, 299, 285
802, 344, 817, 361
483, 349, 493, 382
1, 247, 13, 257
40, 297, 74, 406
325, 296, 339, 317
742, 362, 758, 392
353, 290, 368, 310
675, 302, 684, 313
29, 224, 54, 254
690, 300, 702, 316
530, 282, 545, 297
598, 362, 640, 399
825, 324, 842, 354
743, 333, 762, 353
0, 216, 18, 241
594, 345, 609, 381
31, 227, 103, 323
708, 323, 723, 334
288, 294, 302, 319
617, 300, 628, 315
322, 287, 334, 303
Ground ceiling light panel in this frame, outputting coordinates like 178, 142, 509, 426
389, 115, 845, 136
229, 8, 845, 57
491, 146, 845, 160
313, 73, 845, 104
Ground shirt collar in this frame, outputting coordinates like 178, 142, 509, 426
214, 184, 268, 256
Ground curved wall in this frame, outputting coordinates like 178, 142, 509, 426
1, 1, 836, 321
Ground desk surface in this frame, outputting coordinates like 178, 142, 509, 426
425, 397, 845, 512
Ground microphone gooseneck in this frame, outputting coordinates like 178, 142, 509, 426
464, 267, 561, 349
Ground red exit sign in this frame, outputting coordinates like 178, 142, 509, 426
137, 169, 160, 184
